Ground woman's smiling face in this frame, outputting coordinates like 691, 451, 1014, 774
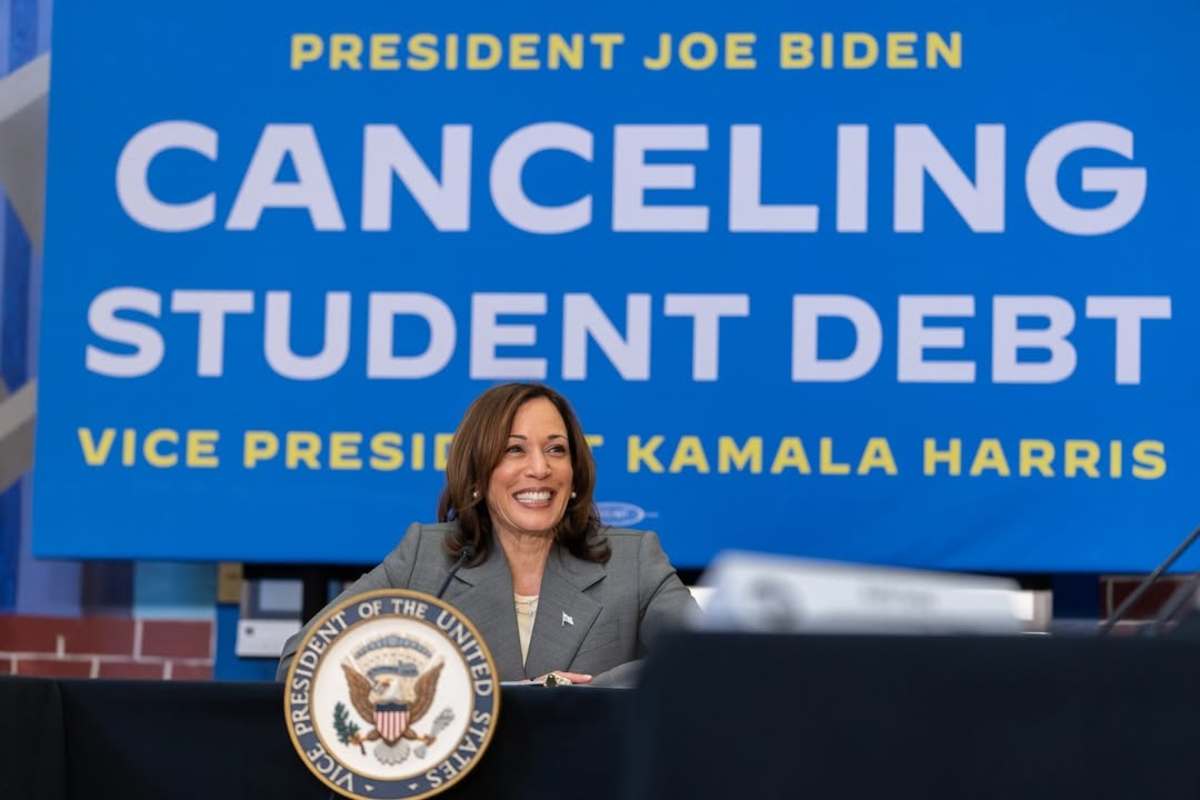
485, 397, 574, 538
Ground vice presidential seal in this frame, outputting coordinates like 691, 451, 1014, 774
284, 589, 499, 800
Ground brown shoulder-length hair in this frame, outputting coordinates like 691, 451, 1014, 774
437, 383, 609, 566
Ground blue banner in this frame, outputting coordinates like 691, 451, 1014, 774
34, 0, 1200, 571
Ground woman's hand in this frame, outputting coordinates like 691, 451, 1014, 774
534, 671, 592, 687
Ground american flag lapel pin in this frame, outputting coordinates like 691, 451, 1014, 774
562, 611, 574, 627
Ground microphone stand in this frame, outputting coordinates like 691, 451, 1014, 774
1098, 522, 1200, 635
436, 545, 474, 599
1148, 571, 1200, 636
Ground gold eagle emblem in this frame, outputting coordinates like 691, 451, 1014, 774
341, 658, 444, 749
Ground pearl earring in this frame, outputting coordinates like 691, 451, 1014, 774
471, 489, 480, 500
570, 491, 577, 499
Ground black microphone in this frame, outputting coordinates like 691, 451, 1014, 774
1099, 522, 1200, 635
436, 545, 475, 599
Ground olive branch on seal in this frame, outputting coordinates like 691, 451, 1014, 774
333, 702, 365, 755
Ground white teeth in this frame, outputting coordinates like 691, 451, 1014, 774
515, 490, 552, 502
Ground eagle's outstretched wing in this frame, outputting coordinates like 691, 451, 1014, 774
341, 661, 375, 724
409, 660, 444, 724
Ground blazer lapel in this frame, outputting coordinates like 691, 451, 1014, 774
441, 545, 525, 682
523, 546, 606, 679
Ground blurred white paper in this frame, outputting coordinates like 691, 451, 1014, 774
696, 551, 1023, 635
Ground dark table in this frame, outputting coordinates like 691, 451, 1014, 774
0, 678, 629, 800
6, 633, 1200, 799
629, 632, 1200, 800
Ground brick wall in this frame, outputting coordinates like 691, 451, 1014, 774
0, 614, 213, 679
1099, 575, 1194, 632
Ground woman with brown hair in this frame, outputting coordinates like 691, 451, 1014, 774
277, 383, 697, 687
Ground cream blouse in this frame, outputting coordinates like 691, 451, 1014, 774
514, 593, 539, 665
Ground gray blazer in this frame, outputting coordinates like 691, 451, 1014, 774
277, 522, 697, 687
